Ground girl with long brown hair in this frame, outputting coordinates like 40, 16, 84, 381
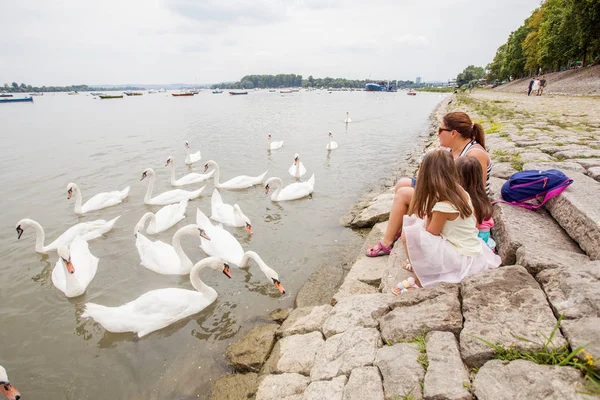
392, 149, 500, 295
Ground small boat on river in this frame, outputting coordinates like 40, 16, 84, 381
0, 97, 33, 103
407, 90, 417, 96
0, 94, 13, 98
99, 94, 123, 99
124, 91, 143, 96
229, 91, 248, 95
212, 90, 223, 94
172, 92, 194, 97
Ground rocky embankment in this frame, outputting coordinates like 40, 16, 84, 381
210, 92, 600, 400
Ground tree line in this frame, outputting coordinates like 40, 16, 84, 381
486, 0, 600, 81
1, 82, 144, 93
211, 74, 415, 89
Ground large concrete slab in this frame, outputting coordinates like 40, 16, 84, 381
489, 177, 582, 265
423, 331, 471, 400
261, 332, 324, 376
256, 373, 309, 400
303, 376, 347, 400
460, 266, 567, 368
375, 343, 424, 400
515, 245, 590, 276
225, 324, 279, 372
278, 305, 332, 338
342, 367, 385, 400
473, 360, 590, 400
322, 293, 393, 339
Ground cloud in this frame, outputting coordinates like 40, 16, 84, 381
392, 34, 429, 47
164, 0, 288, 25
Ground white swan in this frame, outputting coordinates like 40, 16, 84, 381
166, 156, 214, 187
326, 131, 338, 150
265, 174, 315, 201
203, 160, 268, 190
135, 223, 210, 275
268, 134, 284, 150
82, 257, 232, 338
184, 141, 201, 165
210, 189, 252, 234
344, 112, 352, 123
239, 251, 286, 294
288, 153, 307, 178
53, 236, 99, 298
16, 216, 120, 254
0, 365, 20, 400
135, 199, 188, 235
67, 183, 129, 215
197, 208, 245, 266
141, 168, 205, 205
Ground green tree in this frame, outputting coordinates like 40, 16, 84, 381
456, 65, 485, 85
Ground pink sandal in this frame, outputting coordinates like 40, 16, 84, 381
366, 242, 393, 257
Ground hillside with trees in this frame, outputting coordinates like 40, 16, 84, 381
211, 74, 415, 89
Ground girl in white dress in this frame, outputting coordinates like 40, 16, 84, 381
392, 149, 501, 295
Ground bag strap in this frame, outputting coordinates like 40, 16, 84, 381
492, 179, 573, 210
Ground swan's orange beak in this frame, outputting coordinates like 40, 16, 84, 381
67, 188, 73, 199
273, 279, 285, 294
222, 264, 232, 279
1, 383, 21, 400
199, 229, 211, 241
65, 259, 75, 274
245, 223, 253, 235
265, 185, 270, 194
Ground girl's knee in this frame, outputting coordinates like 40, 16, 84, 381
395, 177, 413, 191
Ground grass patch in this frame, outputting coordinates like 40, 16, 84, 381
493, 149, 511, 156
393, 332, 429, 371
511, 154, 524, 171
547, 119, 571, 130
499, 132, 509, 138
471, 315, 600, 395
536, 126, 553, 132
415, 87, 455, 93
554, 142, 565, 146
487, 121, 502, 134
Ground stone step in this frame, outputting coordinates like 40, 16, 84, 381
379, 239, 415, 294
255, 373, 309, 400
345, 188, 394, 228
423, 332, 471, 400
261, 332, 324, 376
375, 343, 424, 399
489, 177, 582, 265
460, 265, 567, 368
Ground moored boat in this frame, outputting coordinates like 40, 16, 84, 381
99, 94, 123, 99
0, 97, 33, 103
30, 92, 44, 96
172, 92, 195, 97
212, 90, 223, 94
280, 89, 293, 94
68, 91, 79, 95
124, 91, 143, 96
0, 94, 13, 97
407, 90, 417, 96
229, 91, 248, 95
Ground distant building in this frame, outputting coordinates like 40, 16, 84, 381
415, 77, 422, 84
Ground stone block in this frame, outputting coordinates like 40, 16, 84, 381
473, 359, 590, 400
375, 343, 424, 399
539, 144, 590, 155
210, 373, 258, 400
423, 331, 471, 400
555, 149, 600, 159
588, 166, 600, 181
345, 256, 387, 287
331, 278, 379, 306
379, 242, 414, 294
342, 367, 385, 400
322, 293, 393, 339
489, 162, 517, 179
489, 177, 581, 266
460, 266, 567, 368
348, 190, 394, 228
256, 373, 309, 400
226, 324, 279, 372
379, 284, 462, 343
261, 332, 324, 376
522, 161, 586, 173
561, 317, 600, 362
543, 171, 600, 260
303, 376, 347, 400
517, 152, 554, 163
565, 158, 600, 170
269, 308, 292, 324
359, 221, 388, 257
310, 328, 381, 381
278, 305, 332, 338
536, 261, 600, 319
515, 245, 590, 276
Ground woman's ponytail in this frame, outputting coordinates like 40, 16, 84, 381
471, 122, 485, 149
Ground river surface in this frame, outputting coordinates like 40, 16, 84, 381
0, 89, 442, 399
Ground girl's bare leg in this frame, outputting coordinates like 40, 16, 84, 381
380, 187, 414, 247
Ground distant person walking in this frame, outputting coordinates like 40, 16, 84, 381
538, 76, 546, 96
528, 78, 534, 96
531, 78, 540, 96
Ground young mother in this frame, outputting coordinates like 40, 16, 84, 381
366, 111, 492, 257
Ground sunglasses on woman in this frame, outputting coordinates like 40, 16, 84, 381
438, 127, 453, 135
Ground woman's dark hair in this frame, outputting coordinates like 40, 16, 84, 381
443, 112, 486, 149
455, 156, 493, 224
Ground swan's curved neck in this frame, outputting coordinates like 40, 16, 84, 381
295, 161, 300, 176
30, 221, 47, 253
268, 137, 271, 150
329, 136, 332, 146
172, 228, 193, 270
137, 213, 156, 233
240, 251, 270, 276
169, 162, 176, 185
144, 174, 155, 202
190, 260, 214, 293
73, 186, 84, 214
269, 178, 283, 200
211, 164, 221, 187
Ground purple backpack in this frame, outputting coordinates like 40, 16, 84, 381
495, 169, 573, 210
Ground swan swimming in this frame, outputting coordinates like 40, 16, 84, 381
344, 112, 352, 123
135, 223, 210, 275
203, 160, 268, 190
268, 134, 284, 150
53, 236, 99, 298
210, 188, 252, 234
184, 141, 201, 165
288, 153, 307, 178
81, 257, 232, 338
166, 156, 214, 187
135, 199, 188, 234
15, 216, 120, 254
265, 174, 315, 201
197, 208, 245, 266
238, 250, 286, 294
67, 182, 129, 214
326, 131, 338, 150
0, 365, 20, 400
141, 168, 205, 205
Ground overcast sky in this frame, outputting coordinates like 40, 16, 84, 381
0, 0, 540, 86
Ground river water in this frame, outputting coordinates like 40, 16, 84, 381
0, 90, 442, 399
